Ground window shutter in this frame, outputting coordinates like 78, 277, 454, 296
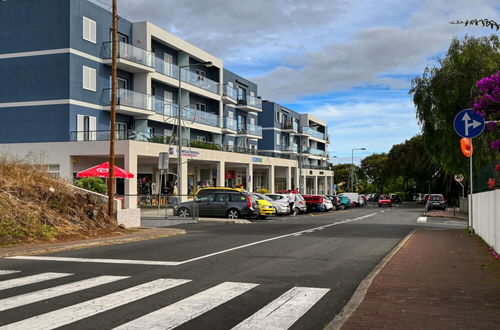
83, 66, 96, 92
89, 116, 97, 141
83, 17, 96, 44
77, 115, 84, 141
276, 133, 280, 146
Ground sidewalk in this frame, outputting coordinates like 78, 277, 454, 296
425, 207, 468, 221
0, 227, 185, 258
335, 229, 500, 329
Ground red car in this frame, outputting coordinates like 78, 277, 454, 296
378, 195, 392, 207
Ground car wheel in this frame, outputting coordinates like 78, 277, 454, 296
319, 204, 326, 212
177, 207, 191, 218
227, 209, 240, 220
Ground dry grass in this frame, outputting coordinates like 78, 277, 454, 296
0, 155, 122, 247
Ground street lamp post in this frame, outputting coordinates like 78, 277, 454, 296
331, 155, 337, 194
176, 61, 213, 201
350, 148, 366, 192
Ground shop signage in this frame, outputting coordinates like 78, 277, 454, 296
252, 157, 263, 163
169, 147, 200, 158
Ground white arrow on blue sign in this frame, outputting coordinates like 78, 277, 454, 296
453, 109, 485, 138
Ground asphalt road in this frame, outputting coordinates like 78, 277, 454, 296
0, 203, 465, 329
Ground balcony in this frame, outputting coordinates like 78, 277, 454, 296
102, 88, 154, 116
180, 68, 219, 94
154, 59, 180, 80
282, 119, 299, 132
301, 127, 326, 140
281, 144, 298, 153
153, 98, 178, 117
182, 106, 219, 127
237, 123, 263, 137
102, 41, 155, 73
222, 84, 237, 104
223, 117, 237, 132
235, 94, 262, 112
309, 148, 328, 157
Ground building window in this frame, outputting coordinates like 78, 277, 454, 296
83, 66, 96, 91
196, 102, 207, 112
83, 17, 96, 44
237, 86, 246, 101
227, 81, 234, 88
108, 30, 128, 43
116, 122, 127, 140
197, 136, 207, 142
76, 114, 96, 141
46, 164, 60, 178
276, 112, 281, 123
276, 133, 280, 146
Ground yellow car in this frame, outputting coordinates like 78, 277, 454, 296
251, 193, 276, 219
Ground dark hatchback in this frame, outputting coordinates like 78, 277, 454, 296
175, 188, 259, 219
426, 194, 447, 211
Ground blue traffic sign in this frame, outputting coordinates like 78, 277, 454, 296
453, 109, 485, 138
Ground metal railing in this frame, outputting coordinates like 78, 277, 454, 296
180, 68, 219, 94
103, 41, 154, 67
102, 88, 154, 111
224, 117, 237, 131
238, 124, 263, 136
237, 94, 262, 109
302, 127, 325, 140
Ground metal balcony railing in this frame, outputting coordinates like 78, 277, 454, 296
103, 41, 154, 67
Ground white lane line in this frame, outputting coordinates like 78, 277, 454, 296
0, 273, 72, 291
417, 216, 427, 224
114, 282, 258, 330
8, 213, 379, 267
0, 270, 20, 276
0, 278, 191, 330
233, 286, 330, 330
0, 275, 128, 312
7, 256, 181, 266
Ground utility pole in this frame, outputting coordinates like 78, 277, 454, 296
107, 0, 118, 218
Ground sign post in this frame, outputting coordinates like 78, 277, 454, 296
158, 152, 169, 218
453, 109, 485, 232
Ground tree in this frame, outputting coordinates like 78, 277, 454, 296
331, 163, 363, 193
410, 35, 500, 177
360, 153, 389, 193
75, 177, 107, 194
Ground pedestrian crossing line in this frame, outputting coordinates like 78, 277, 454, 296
0, 275, 128, 312
7, 256, 181, 266
0, 278, 191, 330
232, 286, 330, 330
114, 281, 258, 330
0, 270, 20, 276
0, 272, 73, 291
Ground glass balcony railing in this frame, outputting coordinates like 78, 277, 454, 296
224, 117, 237, 131
153, 98, 178, 117
223, 84, 237, 100
302, 127, 325, 140
180, 68, 219, 94
182, 106, 219, 127
238, 124, 262, 136
281, 144, 298, 152
282, 120, 298, 131
237, 94, 262, 109
309, 148, 328, 157
103, 41, 154, 67
102, 88, 154, 111
154, 59, 180, 79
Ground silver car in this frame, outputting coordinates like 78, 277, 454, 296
266, 193, 306, 215
254, 193, 290, 215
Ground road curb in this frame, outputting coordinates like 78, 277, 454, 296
325, 229, 416, 330
0, 229, 186, 258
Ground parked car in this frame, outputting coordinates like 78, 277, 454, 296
378, 195, 392, 207
390, 194, 402, 204
302, 195, 330, 212
426, 194, 447, 211
325, 195, 340, 210
254, 193, 289, 216
267, 193, 307, 215
176, 187, 259, 219
323, 196, 334, 211
249, 193, 276, 219
339, 192, 362, 207
337, 195, 350, 209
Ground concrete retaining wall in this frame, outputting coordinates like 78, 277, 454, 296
471, 190, 500, 252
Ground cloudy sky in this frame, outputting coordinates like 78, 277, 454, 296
92, 0, 500, 164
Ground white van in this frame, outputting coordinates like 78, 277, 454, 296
339, 192, 361, 207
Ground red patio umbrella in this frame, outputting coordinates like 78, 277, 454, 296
76, 162, 134, 179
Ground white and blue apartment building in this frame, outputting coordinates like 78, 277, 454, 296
0, 0, 334, 210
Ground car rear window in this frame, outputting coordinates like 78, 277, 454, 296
430, 195, 444, 201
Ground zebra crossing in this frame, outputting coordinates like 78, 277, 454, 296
0, 269, 330, 329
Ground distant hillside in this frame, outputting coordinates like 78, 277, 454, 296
0, 156, 124, 247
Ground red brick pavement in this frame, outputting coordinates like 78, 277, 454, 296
342, 230, 500, 329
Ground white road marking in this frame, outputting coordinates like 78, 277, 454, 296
114, 281, 258, 330
7, 256, 181, 266
0, 275, 127, 312
233, 286, 330, 330
0, 273, 72, 291
7, 213, 379, 267
417, 216, 427, 223
0, 278, 191, 330
0, 270, 20, 276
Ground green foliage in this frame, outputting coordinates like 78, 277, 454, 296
256, 188, 269, 194
361, 153, 389, 193
189, 140, 221, 150
410, 35, 500, 176
74, 177, 107, 194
